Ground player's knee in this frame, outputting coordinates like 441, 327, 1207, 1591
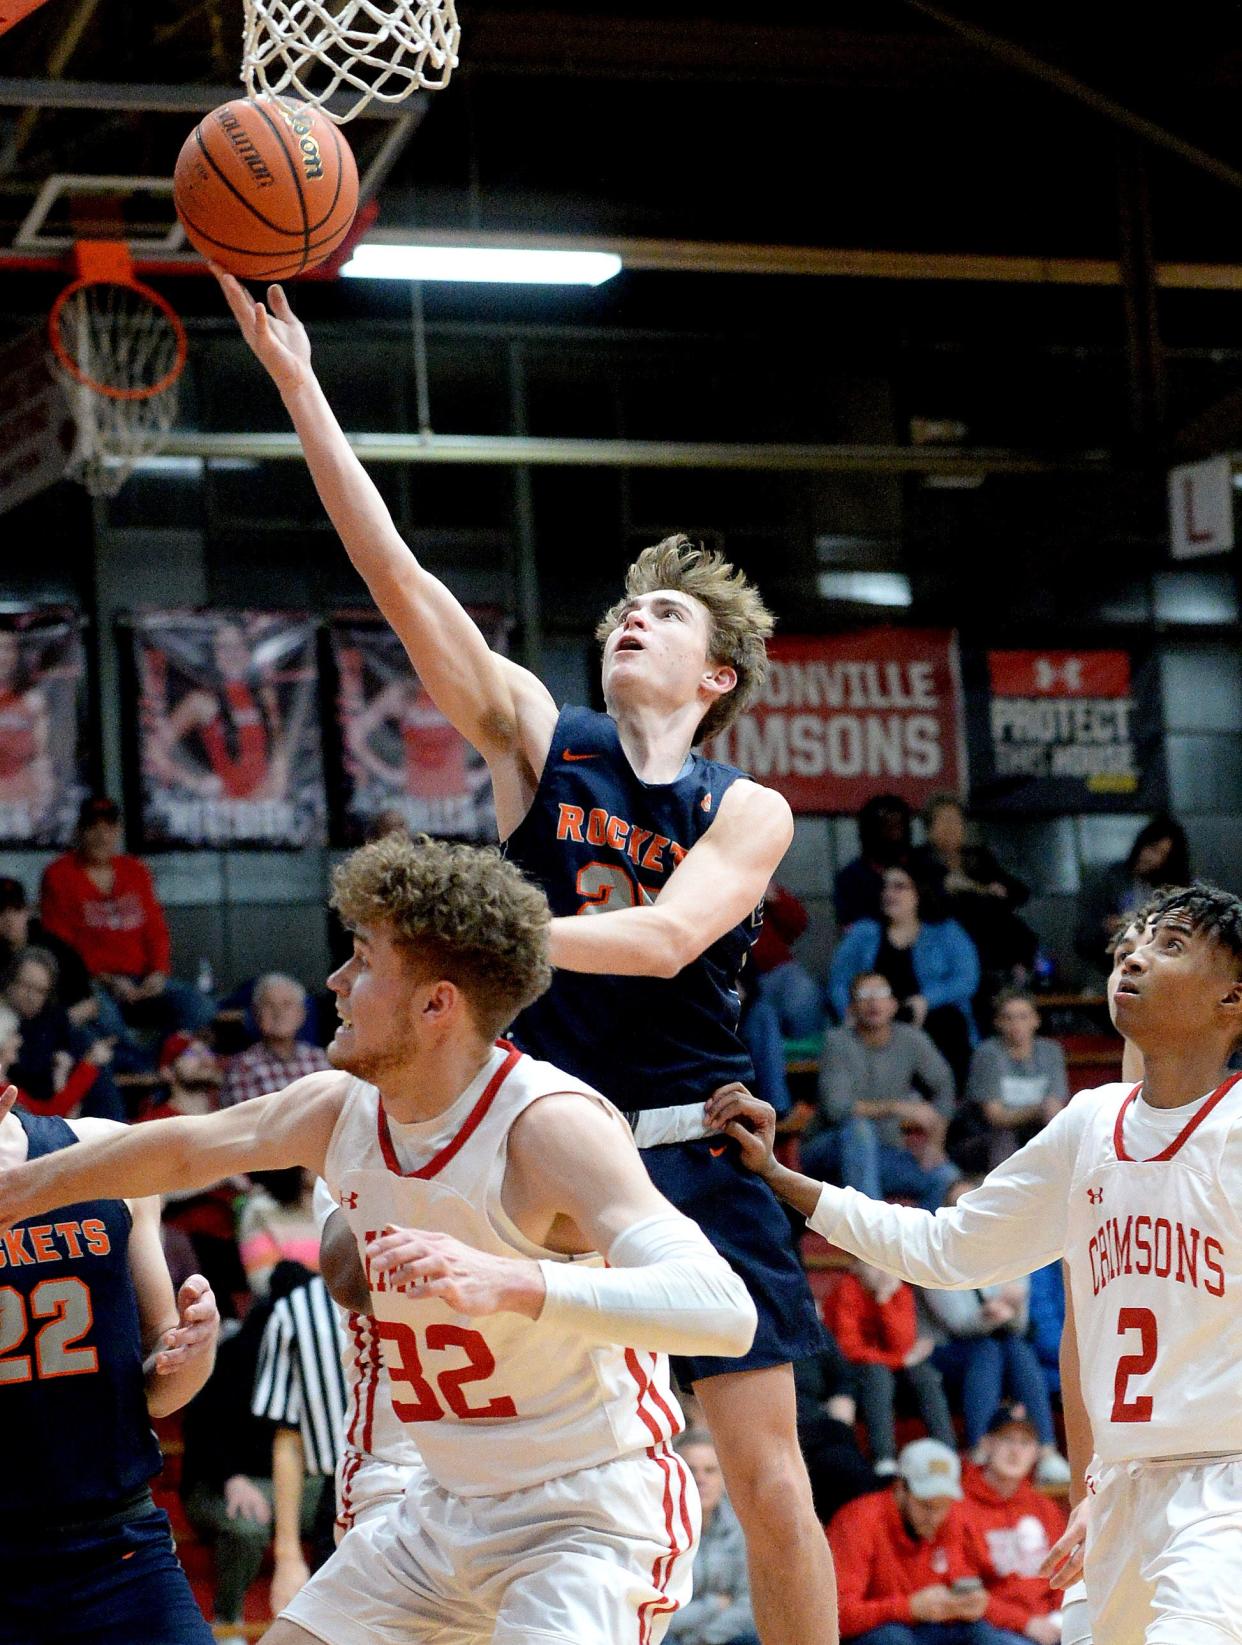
723, 1447, 816, 1537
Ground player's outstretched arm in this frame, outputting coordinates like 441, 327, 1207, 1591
549, 779, 793, 977
708, 1085, 1075, 1291
0, 1075, 346, 1230
368, 1093, 757, 1357
213, 269, 557, 788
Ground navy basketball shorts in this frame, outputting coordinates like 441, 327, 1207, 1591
0, 1504, 214, 1645
640, 1134, 826, 1385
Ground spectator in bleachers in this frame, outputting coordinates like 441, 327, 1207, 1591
238, 1168, 321, 1295
40, 795, 213, 1059
828, 1438, 1000, 1644
959, 1405, 1068, 1645
667, 1432, 758, 1645
752, 881, 824, 1039
910, 796, 1037, 1005
806, 971, 958, 1211
962, 991, 1067, 1171
918, 1194, 1069, 1487
834, 794, 914, 930
3, 946, 121, 1120
145, 1040, 249, 1318
220, 973, 331, 1108
829, 867, 979, 1089
0, 875, 96, 1026
822, 1260, 956, 1474
1074, 812, 1190, 975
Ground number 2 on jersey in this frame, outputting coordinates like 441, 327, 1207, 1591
377, 1319, 517, 1422
0, 1279, 97, 1385
1111, 1305, 1156, 1423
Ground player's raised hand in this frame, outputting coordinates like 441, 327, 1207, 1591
211, 264, 312, 394
366, 1224, 545, 1318
704, 1083, 777, 1178
1040, 1495, 1088, 1588
0, 1084, 16, 1125
151, 1274, 220, 1375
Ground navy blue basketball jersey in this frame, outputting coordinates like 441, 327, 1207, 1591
2, 1110, 162, 1522
506, 705, 760, 1112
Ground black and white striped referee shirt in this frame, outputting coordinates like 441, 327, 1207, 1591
251, 1275, 348, 1476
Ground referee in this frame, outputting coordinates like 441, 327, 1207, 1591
251, 1267, 348, 1617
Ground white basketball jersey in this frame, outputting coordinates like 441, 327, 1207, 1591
1066, 1073, 1242, 1465
322, 1041, 684, 1498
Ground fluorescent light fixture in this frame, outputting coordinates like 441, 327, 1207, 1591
817, 571, 912, 607
341, 244, 622, 286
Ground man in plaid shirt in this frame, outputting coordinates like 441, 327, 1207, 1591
221, 975, 330, 1108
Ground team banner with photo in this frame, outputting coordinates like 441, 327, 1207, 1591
129, 610, 327, 847
964, 648, 1165, 813
329, 613, 507, 842
0, 608, 88, 846
705, 629, 963, 813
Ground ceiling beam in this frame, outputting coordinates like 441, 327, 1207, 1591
0, 76, 417, 118
159, 430, 1106, 474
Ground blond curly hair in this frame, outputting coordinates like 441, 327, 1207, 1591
330, 833, 552, 1039
595, 534, 774, 744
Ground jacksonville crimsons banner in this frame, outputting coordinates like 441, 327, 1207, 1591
706, 629, 963, 813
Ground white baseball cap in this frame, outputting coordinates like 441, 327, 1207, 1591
898, 1438, 963, 1501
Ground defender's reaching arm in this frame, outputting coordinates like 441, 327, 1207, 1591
706, 1087, 1074, 1290
366, 1092, 757, 1358
0, 1074, 347, 1230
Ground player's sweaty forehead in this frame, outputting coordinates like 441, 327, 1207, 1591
613, 590, 704, 627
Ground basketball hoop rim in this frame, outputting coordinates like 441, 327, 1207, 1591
47, 273, 189, 401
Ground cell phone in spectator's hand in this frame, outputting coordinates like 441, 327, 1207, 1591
950, 1577, 984, 1596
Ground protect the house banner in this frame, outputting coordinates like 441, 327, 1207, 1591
705, 629, 964, 813
0, 607, 88, 846
130, 610, 327, 847
329, 613, 506, 842
965, 648, 1165, 813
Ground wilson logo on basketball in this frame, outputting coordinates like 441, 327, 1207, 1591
215, 108, 275, 188
285, 110, 325, 181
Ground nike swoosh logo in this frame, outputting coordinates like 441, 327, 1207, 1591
709, 1144, 727, 1157
562, 750, 598, 762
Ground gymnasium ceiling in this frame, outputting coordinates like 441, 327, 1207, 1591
4, 2, 1242, 629
3, 2, 1242, 269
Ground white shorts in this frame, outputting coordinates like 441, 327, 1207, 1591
335, 1448, 420, 1540
285, 1442, 699, 1645
1086, 1454, 1242, 1645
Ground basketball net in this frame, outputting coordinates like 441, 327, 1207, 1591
47, 241, 188, 499
241, 0, 459, 124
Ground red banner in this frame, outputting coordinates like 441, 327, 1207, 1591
706, 629, 962, 813
987, 650, 1132, 699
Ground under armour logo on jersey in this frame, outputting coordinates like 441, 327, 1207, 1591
340, 1191, 358, 1209
1087, 1186, 1103, 1205
1035, 656, 1084, 692
701, 793, 712, 812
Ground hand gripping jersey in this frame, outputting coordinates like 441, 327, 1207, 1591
810, 1074, 1242, 1467
322, 1041, 685, 1497
2, 1110, 162, 1522
504, 705, 759, 1113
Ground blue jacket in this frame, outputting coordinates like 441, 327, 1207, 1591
827, 917, 980, 1040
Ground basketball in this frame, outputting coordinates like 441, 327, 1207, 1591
173, 96, 358, 281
